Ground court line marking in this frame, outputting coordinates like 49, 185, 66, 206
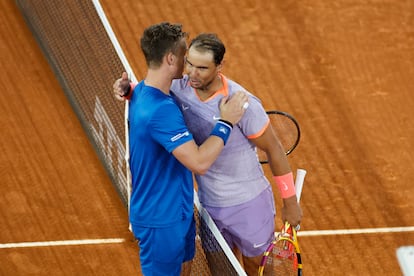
0, 238, 126, 249
2, 226, 414, 248
298, 226, 414, 237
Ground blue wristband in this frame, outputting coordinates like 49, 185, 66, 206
210, 120, 232, 145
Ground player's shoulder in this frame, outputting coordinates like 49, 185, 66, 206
224, 76, 261, 101
223, 76, 245, 91
171, 75, 190, 92
223, 76, 254, 97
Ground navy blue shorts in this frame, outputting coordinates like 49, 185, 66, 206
132, 216, 196, 275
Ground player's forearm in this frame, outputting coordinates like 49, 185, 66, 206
267, 149, 292, 176
174, 119, 232, 174
175, 136, 225, 175
192, 119, 233, 173
192, 136, 226, 174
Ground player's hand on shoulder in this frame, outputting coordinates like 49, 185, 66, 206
219, 91, 249, 125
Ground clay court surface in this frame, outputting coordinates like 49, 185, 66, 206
1, 0, 414, 275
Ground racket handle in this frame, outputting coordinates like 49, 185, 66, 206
295, 169, 307, 203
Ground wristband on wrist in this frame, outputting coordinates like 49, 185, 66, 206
123, 84, 131, 97
218, 119, 233, 128
210, 120, 233, 145
123, 82, 136, 100
273, 172, 296, 199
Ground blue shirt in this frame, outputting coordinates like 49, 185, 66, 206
128, 81, 194, 228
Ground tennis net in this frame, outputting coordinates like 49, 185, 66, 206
16, 0, 246, 275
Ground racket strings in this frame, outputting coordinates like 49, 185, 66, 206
257, 111, 301, 164
264, 239, 297, 275
270, 114, 299, 153
261, 227, 300, 276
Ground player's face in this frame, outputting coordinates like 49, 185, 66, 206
185, 47, 221, 90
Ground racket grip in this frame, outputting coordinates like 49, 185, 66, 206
295, 169, 307, 203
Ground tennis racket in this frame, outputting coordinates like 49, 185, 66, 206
258, 110, 301, 164
258, 169, 306, 276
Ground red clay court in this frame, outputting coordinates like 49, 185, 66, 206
1, 1, 414, 275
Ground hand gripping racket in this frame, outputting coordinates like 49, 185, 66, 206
258, 169, 307, 276
258, 110, 301, 164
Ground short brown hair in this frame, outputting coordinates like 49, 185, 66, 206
140, 22, 188, 67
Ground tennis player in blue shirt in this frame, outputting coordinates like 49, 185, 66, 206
125, 22, 248, 275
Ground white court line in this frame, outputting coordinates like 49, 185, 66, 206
2, 227, 414, 248
298, 226, 414, 237
0, 238, 125, 249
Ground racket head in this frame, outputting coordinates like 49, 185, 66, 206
258, 110, 301, 164
258, 224, 302, 276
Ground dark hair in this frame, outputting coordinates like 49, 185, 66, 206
189, 33, 226, 65
140, 22, 188, 67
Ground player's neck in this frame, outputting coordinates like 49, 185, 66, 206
145, 69, 173, 95
196, 75, 222, 101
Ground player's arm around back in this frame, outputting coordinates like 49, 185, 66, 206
173, 92, 248, 175
112, 74, 248, 174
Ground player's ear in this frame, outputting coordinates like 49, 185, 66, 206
166, 52, 175, 66
217, 60, 224, 72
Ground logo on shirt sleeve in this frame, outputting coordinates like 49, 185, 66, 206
170, 131, 190, 142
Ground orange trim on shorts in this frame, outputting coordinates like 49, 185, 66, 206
246, 119, 270, 139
